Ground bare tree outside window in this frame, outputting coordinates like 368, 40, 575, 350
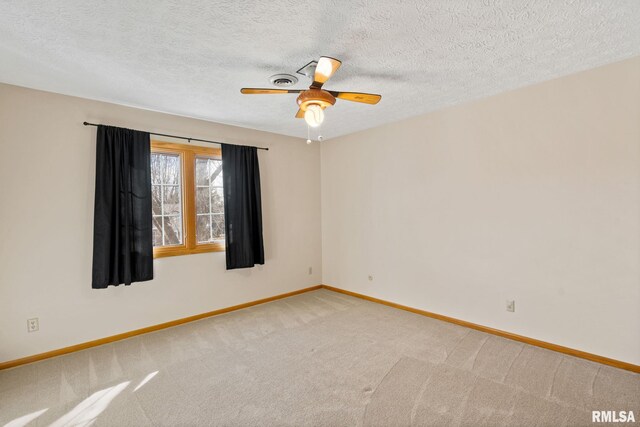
150, 141, 224, 258
151, 153, 183, 246
195, 157, 225, 243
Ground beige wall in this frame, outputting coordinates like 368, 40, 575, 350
2, 57, 638, 366
321, 57, 640, 365
0, 84, 322, 363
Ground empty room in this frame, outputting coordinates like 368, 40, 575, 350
0, 1, 639, 426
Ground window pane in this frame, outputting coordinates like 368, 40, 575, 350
152, 185, 162, 215
164, 155, 180, 184
196, 187, 210, 214
210, 187, 224, 214
195, 156, 224, 243
196, 214, 211, 243
151, 154, 165, 185
163, 215, 183, 246
163, 185, 181, 215
152, 218, 162, 246
195, 158, 208, 186
209, 160, 223, 187
212, 214, 225, 240
150, 152, 183, 248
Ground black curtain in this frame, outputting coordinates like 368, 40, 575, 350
222, 144, 265, 269
92, 125, 153, 288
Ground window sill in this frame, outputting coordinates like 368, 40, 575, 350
153, 242, 225, 259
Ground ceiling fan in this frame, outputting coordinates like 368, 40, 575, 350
240, 56, 381, 128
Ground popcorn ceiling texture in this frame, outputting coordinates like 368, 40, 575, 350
0, 0, 639, 139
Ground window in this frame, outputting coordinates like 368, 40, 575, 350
151, 141, 225, 258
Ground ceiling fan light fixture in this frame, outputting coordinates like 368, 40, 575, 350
304, 104, 324, 128
240, 56, 381, 135
315, 58, 333, 78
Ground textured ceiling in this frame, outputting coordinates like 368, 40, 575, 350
1, 0, 639, 140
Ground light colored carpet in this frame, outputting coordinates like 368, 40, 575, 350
0, 289, 638, 426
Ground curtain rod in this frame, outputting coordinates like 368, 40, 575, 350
82, 122, 269, 151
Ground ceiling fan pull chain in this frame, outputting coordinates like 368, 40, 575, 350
306, 123, 312, 144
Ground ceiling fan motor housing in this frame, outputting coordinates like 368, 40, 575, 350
297, 89, 336, 111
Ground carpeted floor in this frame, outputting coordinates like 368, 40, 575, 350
1, 289, 638, 426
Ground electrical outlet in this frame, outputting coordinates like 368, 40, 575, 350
308, 266, 312, 275
506, 300, 515, 313
27, 318, 39, 332
368, 275, 374, 282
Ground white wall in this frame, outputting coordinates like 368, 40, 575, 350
321, 57, 640, 365
0, 84, 322, 363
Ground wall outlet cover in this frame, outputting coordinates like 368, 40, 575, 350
27, 318, 39, 332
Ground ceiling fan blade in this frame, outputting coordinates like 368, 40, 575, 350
295, 109, 305, 118
312, 57, 342, 88
241, 88, 302, 94
329, 91, 381, 105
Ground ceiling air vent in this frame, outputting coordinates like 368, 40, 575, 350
269, 74, 298, 87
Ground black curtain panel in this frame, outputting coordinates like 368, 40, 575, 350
222, 144, 265, 269
92, 125, 153, 288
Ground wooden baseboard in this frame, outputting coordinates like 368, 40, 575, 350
3, 283, 637, 374
320, 285, 640, 373
0, 285, 322, 371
